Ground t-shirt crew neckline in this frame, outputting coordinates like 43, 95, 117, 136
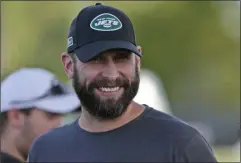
74, 104, 152, 135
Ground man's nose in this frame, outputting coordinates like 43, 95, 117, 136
102, 60, 119, 80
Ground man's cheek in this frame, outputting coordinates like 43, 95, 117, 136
78, 72, 90, 84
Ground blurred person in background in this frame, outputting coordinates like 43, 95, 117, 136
232, 129, 240, 160
0, 68, 80, 163
28, 3, 217, 162
133, 68, 172, 115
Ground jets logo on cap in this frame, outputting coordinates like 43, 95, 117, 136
90, 13, 122, 31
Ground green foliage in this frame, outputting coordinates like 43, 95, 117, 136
1, 1, 239, 110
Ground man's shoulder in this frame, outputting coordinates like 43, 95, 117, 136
143, 107, 217, 162
143, 105, 199, 139
28, 122, 77, 162
32, 121, 76, 148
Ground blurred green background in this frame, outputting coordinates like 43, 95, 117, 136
1, 1, 240, 162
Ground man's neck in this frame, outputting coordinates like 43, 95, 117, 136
1, 132, 25, 162
79, 102, 144, 133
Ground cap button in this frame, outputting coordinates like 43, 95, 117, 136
95, 2, 102, 5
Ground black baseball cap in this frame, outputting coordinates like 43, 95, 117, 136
67, 2, 141, 62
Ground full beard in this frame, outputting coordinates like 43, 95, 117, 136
73, 65, 140, 120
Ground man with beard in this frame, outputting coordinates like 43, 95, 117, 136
27, 3, 217, 162
0, 68, 80, 163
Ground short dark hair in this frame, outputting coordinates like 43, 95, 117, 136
0, 112, 8, 135
0, 108, 32, 136
71, 53, 77, 63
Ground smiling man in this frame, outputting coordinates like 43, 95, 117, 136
27, 3, 217, 162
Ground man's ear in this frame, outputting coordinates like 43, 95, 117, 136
137, 45, 142, 54
61, 52, 74, 79
7, 110, 25, 129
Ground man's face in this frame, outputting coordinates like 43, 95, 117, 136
65, 49, 141, 120
16, 109, 62, 159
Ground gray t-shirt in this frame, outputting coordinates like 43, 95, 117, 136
28, 105, 217, 162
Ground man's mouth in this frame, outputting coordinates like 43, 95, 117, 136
95, 86, 123, 97
98, 87, 120, 92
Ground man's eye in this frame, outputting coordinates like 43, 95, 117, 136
44, 111, 60, 119
91, 56, 103, 62
114, 53, 131, 61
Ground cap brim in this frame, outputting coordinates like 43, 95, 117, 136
75, 40, 141, 62
34, 94, 80, 114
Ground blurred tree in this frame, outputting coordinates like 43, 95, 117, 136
129, 1, 239, 110
1, 1, 239, 112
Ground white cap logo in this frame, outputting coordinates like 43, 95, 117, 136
67, 37, 73, 48
90, 13, 122, 31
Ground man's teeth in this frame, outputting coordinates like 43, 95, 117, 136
99, 87, 120, 92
